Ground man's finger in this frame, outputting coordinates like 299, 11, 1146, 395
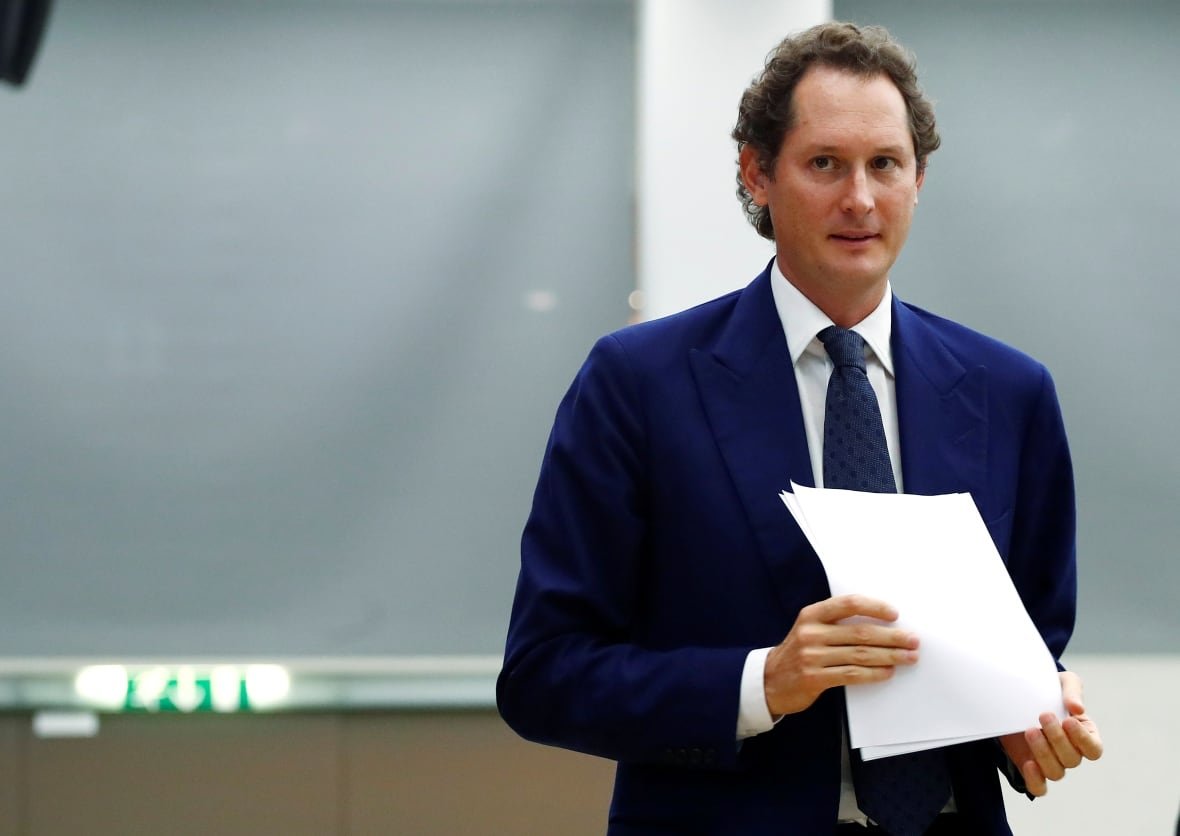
1020, 758, 1047, 797
1025, 727, 1066, 782
1059, 671, 1086, 715
827, 622, 919, 651
1039, 714, 1083, 770
790, 663, 895, 701
822, 664, 897, 687
813, 643, 918, 669
1063, 716, 1104, 761
807, 594, 899, 625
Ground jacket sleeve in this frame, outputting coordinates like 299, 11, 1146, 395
993, 365, 1077, 795
1006, 365, 1077, 663
497, 334, 750, 770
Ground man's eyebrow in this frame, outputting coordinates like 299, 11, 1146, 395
798, 143, 911, 157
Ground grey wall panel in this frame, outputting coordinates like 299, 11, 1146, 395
0, 0, 635, 656
834, 0, 1180, 651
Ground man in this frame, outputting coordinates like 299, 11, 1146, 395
498, 22, 1101, 835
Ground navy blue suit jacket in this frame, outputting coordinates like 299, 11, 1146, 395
498, 266, 1077, 835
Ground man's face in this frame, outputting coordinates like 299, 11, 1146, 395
741, 66, 924, 319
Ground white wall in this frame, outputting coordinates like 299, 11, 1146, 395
636, 0, 830, 319
1003, 655, 1179, 835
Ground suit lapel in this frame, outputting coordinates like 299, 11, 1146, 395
892, 299, 989, 498
688, 280, 992, 619
690, 268, 827, 618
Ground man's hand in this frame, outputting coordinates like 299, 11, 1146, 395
999, 670, 1104, 796
763, 594, 919, 716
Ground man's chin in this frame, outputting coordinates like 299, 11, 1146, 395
824, 262, 891, 290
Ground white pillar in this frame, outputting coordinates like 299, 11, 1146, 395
636, 0, 831, 320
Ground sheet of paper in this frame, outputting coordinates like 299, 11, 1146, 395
780, 484, 1065, 759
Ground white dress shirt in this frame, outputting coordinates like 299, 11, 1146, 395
735, 259, 901, 824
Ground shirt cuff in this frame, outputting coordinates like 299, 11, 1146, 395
736, 646, 777, 739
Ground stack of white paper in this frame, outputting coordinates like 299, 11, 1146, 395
780, 483, 1064, 760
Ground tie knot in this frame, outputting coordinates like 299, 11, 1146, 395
818, 326, 867, 372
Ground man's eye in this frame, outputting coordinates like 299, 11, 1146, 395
872, 157, 898, 171
812, 156, 834, 171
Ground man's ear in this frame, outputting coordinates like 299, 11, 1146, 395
916, 166, 926, 194
739, 146, 770, 206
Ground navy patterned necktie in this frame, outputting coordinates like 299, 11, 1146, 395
818, 325, 952, 836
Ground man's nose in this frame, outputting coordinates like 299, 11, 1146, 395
840, 169, 874, 215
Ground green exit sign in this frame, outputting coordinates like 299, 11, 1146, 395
75, 665, 291, 712
125, 673, 246, 713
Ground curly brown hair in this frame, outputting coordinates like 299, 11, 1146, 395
732, 22, 941, 240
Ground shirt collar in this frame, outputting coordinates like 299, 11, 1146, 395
768, 259, 895, 376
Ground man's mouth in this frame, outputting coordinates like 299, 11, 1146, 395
830, 231, 879, 242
